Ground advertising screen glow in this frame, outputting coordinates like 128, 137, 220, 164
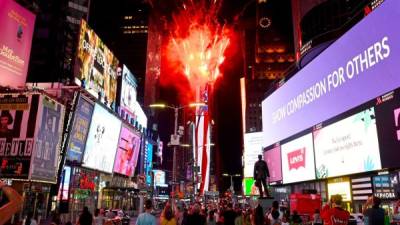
243, 132, 263, 178
328, 180, 352, 202
0, 0, 36, 88
314, 107, 381, 179
113, 126, 141, 177
281, 133, 315, 184
74, 20, 119, 107
262, 0, 400, 147
83, 104, 121, 173
264, 145, 282, 183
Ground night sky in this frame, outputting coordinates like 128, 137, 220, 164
89, 0, 293, 192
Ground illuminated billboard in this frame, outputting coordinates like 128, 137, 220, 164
31, 96, 65, 183
66, 95, 94, 162
113, 125, 141, 177
0, 0, 36, 88
120, 65, 137, 116
74, 20, 119, 108
153, 169, 166, 186
83, 104, 121, 173
144, 141, 153, 185
281, 133, 315, 184
243, 132, 263, 178
264, 145, 282, 183
0, 94, 39, 179
314, 107, 381, 179
262, 0, 400, 148
327, 178, 352, 202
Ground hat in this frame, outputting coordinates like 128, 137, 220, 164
0, 111, 13, 125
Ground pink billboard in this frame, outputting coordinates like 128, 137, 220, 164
0, 0, 35, 88
264, 145, 282, 183
113, 125, 141, 177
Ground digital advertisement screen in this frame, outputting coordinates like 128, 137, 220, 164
113, 125, 141, 177
120, 65, 138, 116
31, 97, 65, 183
74, 20, 119, 107
66, 96, 94, 162
58, 166, 71, 201
262, 0, 400, 148
0, 0, 36, 88
243, 132, 263, 178
281, 133, 315, 184
314, 107, 381, 179
375, 89, 400, 169
373, 174, 399, 200
328, 178, 351, 202
264, 145, 282, 183
243, 178, 259, 196
144, 141, 153, 185
0, 94, 39, 179
153, 169, 166, 186
83, 104, 121, 173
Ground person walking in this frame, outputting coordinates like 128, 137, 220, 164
321, 195, 350, 225
253, 155, 270, 198
136, 200, 156, 225
24, 212, 38, 225
94, 208, 105, 225
161, 204, 177, 225
77, 207, 93, 225
254, 204, 264, 225
312, 209, 323, 225
207, 210, 216, 225
363, 196, 385, 225
186, 203, 206, 225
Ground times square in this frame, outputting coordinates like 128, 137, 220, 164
1, 0, 400, 225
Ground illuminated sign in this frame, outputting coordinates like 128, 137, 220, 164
328, 178, 351, 202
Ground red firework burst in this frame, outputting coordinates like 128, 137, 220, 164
166, 0, 231, 89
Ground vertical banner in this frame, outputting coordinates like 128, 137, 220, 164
0, 94, 39, 179
66, 96, 94, 162
0, 0, 36, 88
144, 141, 153, 185
31, 96, 65, 183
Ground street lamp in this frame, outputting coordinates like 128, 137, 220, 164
149, 102, 206, 191
222, 173, 241, 193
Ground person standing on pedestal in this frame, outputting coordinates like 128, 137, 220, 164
253, 155, 270, 198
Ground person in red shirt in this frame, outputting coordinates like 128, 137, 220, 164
321, 194, 350, 225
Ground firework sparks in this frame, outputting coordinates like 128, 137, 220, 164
167, 0, 231, 88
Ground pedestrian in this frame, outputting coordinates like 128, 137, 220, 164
0, 181, 24, 225
24, 212, 38, 225
321, 194, 350, 225
363, 196, 385, 225
207, 210, 216, 225
136, 199, 156, 225
77, 206, 93, 225
186, 203, 206, 225
254, 204, 264, 225
290, 211, 302, 225
267, 201, 283, 224
223, 203, 237, 225
94, 208, 105, 225
312, 209, 322, 225
161, 204, 177, 225
234, 208, 243, 225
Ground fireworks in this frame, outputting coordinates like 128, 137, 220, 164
166, 0, 231, 89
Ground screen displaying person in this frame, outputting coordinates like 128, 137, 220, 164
0, 111, 13, 139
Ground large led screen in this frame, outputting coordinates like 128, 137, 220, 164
120, 65, 138, 116
144, 141, 153, 185
74, 20, 119, 108
262, 0, 400, 148
83, 104, 121, 173
113, 125, 141, 177
375, 89, 400, 169
31, 97, 65, 183
281, 133, 315, 184
66, 96, 94, 162
314, 107, 381, 179
0, 94, 39, 179
243, 132, 263, 178
264, 145, 282, 183
0, 0, 36, 88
